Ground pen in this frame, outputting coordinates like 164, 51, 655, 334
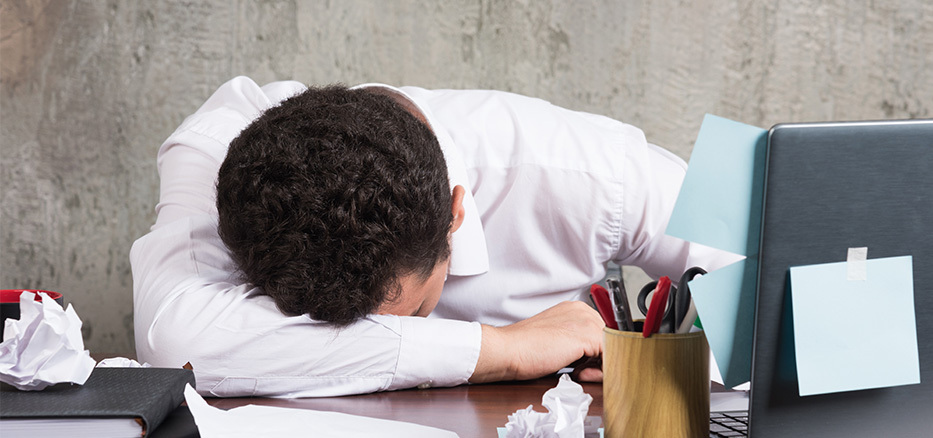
606, 276, 635, 332
642, 276, 672, 338
589, 284, 619, 330
607, 286, 625, 331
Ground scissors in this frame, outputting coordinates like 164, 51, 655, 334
636, 266, 707, 334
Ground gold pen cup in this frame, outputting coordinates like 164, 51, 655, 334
602, 326, 710, 438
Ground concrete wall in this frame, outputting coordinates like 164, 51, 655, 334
2, 0, 931, 355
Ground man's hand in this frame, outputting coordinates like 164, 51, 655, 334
570, 355, 603, 382
469, 301, 604, 383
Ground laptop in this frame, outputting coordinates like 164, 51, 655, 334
709, 119, 933, 437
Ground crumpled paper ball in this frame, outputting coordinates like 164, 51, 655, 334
504, 374, 594, 438
0, 291, 96, 390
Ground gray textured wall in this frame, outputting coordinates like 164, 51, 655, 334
2, 0, 931, 355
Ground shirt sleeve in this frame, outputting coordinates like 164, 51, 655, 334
132, 77, 483, 397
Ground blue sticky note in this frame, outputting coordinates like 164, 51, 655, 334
666, 114, 767, 256
689, 258, 758, 388
665, 114, 767, 387
789, 256, 920, 396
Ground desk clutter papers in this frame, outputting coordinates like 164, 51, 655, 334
0, 367, 194, 438
184, 384, 459, 438
0, 291, 192, 437
500, 374, 598, 438
0, 291, 95, 390
665, 114, 768, 389
789, 254, 920, 396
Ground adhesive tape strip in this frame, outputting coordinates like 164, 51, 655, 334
846, 247, 868, 281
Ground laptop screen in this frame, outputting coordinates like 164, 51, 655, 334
750, 120, 933, 436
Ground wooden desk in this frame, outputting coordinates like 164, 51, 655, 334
206, 376, 603, 438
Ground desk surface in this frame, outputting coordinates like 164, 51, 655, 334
206, 376, 603, 437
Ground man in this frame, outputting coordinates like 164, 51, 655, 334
131, 76, 736, 397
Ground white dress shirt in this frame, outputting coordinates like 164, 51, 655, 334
131, 76, 737, 397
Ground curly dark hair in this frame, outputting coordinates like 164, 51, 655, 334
216, 85, 453, 326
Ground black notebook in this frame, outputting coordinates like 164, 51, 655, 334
0, 367, 195, 438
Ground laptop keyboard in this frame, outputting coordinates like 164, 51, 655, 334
709, 411, 748, 437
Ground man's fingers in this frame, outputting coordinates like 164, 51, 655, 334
570, 355, 603, 382
574, 367, 603, 383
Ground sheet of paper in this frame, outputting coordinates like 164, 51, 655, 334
789, 255, 920, 396
665, 114, 767, 388
709, 352, 750, 390
710, 391, 750, 412
666, 114, 767, 257
184, 384, 459, 438
689, 258, 758, 389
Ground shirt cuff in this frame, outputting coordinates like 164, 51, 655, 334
390, 317, 482, 390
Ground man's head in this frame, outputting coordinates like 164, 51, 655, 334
216, 85, 463, 326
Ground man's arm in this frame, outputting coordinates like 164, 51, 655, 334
469, 301, 604, 383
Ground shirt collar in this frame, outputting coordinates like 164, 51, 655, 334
351, 83, 489, 277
